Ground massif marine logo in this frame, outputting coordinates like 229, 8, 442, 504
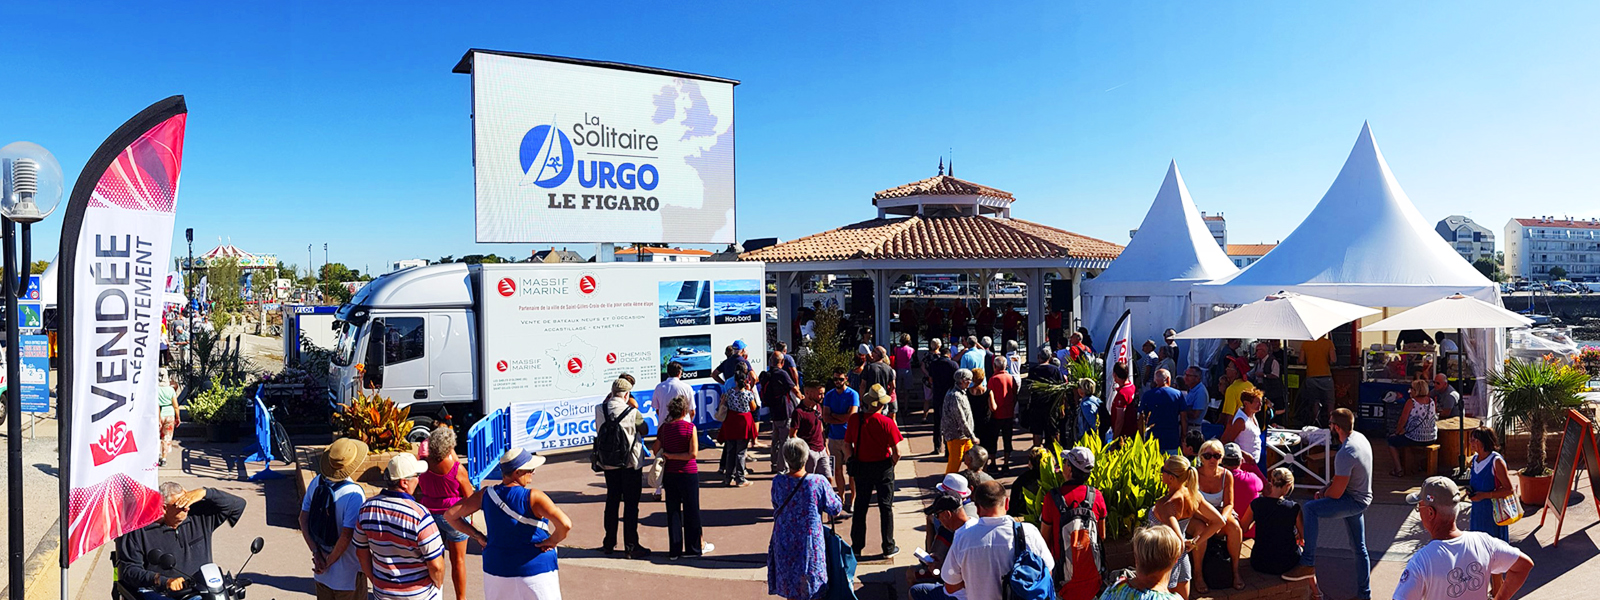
496, 360, 509, 372
90, 421, 139, 466
525, 410, 556, 440
578, 273, 597, 295
497, 278, 517, 297
606, 352, 617, 364
565, 356, 584, 374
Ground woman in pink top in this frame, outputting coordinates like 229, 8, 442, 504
893, 335, 917, 423
417, 426, 475, 600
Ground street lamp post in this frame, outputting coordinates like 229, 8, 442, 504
1, 141, 63, 600
185, 228, 194, 382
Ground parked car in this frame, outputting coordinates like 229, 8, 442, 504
1551, 282, 1580, 294
997, 283, 1025, 294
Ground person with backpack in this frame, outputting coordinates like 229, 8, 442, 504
940, 481, 1055, 600
1040, 447, 1107, 600
299, 438, 370, 600
417, 426, 475, 600
592, 377, 651, 559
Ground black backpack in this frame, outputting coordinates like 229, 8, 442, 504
308, 477, 357, 548
591, 405, 636, 472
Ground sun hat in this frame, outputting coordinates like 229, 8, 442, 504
320, 437, 369, 481
926, 493, 964, 515
1406, 476, 1463, 508
863, 384, 891, 409
612, 377, 633, 395
384, 452, 426, 481
1064, 447, 1095, 472
936, 473, 971, 498
500, 448, 547, 473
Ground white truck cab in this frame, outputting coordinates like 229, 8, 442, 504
330, 263, 479, 441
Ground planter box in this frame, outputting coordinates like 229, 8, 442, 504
1103, 537, 1134, 572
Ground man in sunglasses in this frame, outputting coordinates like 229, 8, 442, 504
1396, 477, 1532, 600
822, 367, 860, 511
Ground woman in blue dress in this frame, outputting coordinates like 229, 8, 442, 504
1465, 427, 1515, 541
768, 438, 843, 599
445, 448, 572, 600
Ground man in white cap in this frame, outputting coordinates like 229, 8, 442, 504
354, 453, 446, 600
1396, 476, 1533, 600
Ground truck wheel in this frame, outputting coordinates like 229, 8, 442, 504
407, 417, 435, 448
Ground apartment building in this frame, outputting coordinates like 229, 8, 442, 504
1434, 215, 1495, 263
1504, 217, 1600, 281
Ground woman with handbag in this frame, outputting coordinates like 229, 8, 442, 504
1466, 427, 1518, 541
720, 372, 761, 487
768, 438, 844, 599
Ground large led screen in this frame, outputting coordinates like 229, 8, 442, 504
468, 51, 737, 244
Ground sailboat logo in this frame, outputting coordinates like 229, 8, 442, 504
518, 120, 575, 189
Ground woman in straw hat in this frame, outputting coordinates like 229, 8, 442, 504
444, 449, 570, 599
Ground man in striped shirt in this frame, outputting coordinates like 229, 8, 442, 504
354, 453, 446, 600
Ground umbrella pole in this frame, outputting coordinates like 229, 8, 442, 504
1455, 326, 1469, 483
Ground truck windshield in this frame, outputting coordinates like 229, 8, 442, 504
333, 321, 360, 367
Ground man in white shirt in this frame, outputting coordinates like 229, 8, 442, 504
940, 481, 1053, 600
654, 362, 696, 416
1395, 477, 1533, 600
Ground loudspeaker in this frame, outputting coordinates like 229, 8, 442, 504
850, 279, 874, 315
1050, 279, 1073, 311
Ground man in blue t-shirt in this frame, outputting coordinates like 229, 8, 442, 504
822, 367, 861, 508
1139, 369, 1187, 453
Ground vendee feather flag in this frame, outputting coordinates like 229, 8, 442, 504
60, 96, 187, 563
1102, 309, 1132, 402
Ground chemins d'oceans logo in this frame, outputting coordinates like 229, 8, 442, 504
525, 410, 556, 440
517, 115, 663, 192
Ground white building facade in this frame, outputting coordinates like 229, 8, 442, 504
1504, 217, 1600, 281
1435, 215, 1495, 263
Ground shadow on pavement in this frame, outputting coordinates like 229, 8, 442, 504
1514, 523, 1600, 597
242, 572, 316, 598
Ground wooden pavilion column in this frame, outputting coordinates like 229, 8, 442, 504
775, 271, 800, 349
869, 268, 894, 348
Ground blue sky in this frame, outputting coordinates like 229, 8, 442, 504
4, 2, 1598, 276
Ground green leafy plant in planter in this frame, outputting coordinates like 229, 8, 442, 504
332, 390, 415, 453
187, 376, 250, 425
1014, 432, 1164, 541
1490, 357, 1588, 478
1080, 432, 1165, 540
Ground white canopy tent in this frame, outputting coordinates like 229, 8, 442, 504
1191, 123, 1503, 418
1083, 161, 1238, 355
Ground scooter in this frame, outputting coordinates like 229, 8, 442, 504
112, 537, 264, 600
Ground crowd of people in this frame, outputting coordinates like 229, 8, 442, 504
114, 314, 1538, 600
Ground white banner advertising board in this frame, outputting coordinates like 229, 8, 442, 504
464, 50, 738, 244
478, 262, 765, 450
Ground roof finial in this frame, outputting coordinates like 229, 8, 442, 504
948, 148, 954, 177
937, 157, 944, 176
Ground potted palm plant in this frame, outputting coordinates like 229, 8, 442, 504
1489, 357, 1589, 506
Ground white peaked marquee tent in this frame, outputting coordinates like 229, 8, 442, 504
1192, 123, 1497, 307
1083, 161, 1238, 353
1191, 123, 1503, 416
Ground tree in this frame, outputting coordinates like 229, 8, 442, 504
1549, 266, 1568, 281
319, 262, 356, 283
207, 258, 245, 314
797, 308, 853, 387
1472, 257, 1506, 282
29, 260, 48, 274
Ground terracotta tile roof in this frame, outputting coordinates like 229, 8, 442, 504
1514, 218, 1600, 230
1225, 243, 1277, 256
738, 216, 1122, 263
616, 247, 714, 256
873, 175, 1015, 202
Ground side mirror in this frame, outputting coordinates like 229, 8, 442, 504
250, 537, 264, 554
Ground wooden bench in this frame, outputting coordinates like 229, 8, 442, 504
1401, 443, 1440, 475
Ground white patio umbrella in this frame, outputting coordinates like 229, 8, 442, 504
1359, 293, 1532, 478
1357, 293, 1533, 332
1171, 292, 1379, 341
